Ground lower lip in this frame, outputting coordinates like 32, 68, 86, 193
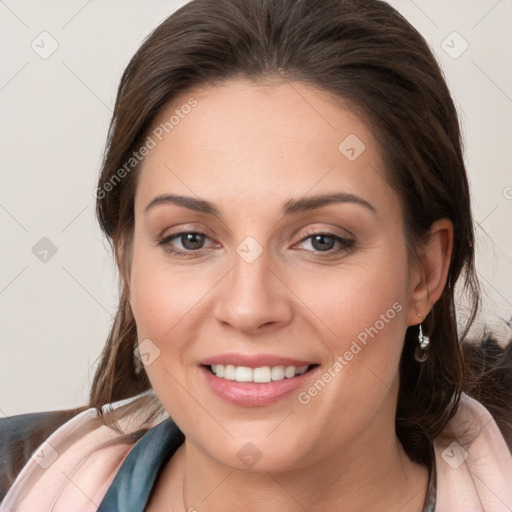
199, 365, 318, 407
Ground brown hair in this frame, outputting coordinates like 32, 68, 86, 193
88, 0, 510, 466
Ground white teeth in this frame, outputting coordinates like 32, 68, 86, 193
224, 364, 236, 380
235, 366, 253, 382
210, 364, 310, 382
253, 367, 272, 383
271, 365, 285, 380
284, 366, 296, 378
296, 365, 309, 375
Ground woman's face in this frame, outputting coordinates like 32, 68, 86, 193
128, 78, 421, 471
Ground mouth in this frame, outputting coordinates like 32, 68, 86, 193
199, 362, 320, 407
203, 363, 318, 383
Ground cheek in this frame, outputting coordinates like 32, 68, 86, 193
129, 240, 207, 341
290, 259, 409, 434
292, 252, 410, 403
294, 258, 408, 344
127, 242, 222, 398
128, 248, 200, 416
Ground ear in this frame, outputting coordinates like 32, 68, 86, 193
406, 218, 453, 326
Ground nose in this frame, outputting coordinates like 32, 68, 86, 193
212, 244, 294, 334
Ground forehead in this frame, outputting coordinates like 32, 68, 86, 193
134, 78, 395, 216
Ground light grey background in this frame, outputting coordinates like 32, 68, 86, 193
1, 0, 511, 416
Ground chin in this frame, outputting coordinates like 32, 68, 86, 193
195, 430, 315, 474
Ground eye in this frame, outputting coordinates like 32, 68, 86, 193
295, 231, 354, 254
157, 231, 215, 255
157, 229, 354, 257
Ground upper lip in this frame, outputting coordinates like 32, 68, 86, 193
199, 353, 315, 368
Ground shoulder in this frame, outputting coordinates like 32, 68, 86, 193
0, 392, 170, 511
0, 408, 84, 503
433, 393, 512, 511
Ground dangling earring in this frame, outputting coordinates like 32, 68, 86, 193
414, 324, 430, 363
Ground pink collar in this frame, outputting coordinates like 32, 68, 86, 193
2, 393, 511, 511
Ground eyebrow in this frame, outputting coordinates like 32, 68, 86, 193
144, 192, 377, 217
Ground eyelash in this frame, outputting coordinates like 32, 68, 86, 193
156, 229, 355, 258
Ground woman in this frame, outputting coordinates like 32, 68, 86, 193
1, 0, 511, 510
